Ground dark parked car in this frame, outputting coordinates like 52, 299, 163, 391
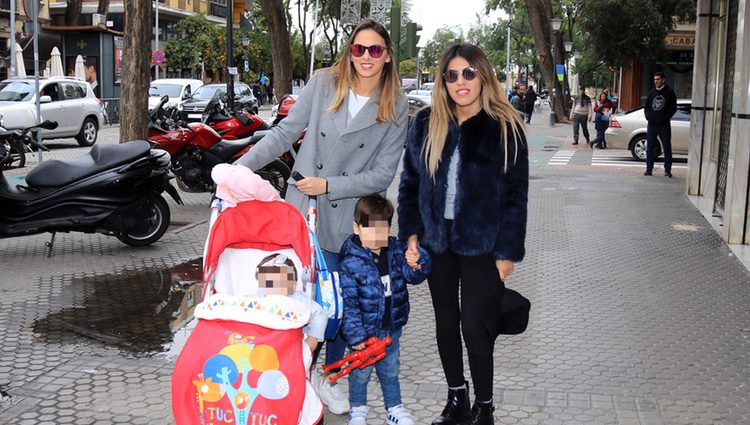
180, 83, 258, 122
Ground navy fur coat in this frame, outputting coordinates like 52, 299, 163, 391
398, 108, 528, 262
339, 235, 431, 346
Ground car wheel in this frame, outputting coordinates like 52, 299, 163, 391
76, 117, 98, 146
630, 135, 661, 161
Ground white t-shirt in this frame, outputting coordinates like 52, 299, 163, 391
348, 89, 370, 120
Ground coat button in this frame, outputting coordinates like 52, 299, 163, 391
332, 202, 338, 208
359, 143, 365, 149
320, 131, 326, 137
343, 171, 348, 176
317, 164, 323, 170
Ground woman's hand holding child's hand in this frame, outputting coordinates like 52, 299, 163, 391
406, 235, 421, 271
353, 343, 366, 351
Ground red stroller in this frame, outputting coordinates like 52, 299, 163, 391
171, 165, 324, 425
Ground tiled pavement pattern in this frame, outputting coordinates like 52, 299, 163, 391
1, 120, 750, 424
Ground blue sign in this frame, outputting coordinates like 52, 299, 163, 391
244, 60, 249, 72
555, 64, 565, 81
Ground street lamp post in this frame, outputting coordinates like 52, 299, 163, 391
549, 17, 562, 127
563, 41, 573, 105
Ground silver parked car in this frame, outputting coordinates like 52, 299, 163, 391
605, 100, 691, 161
0, 77, 104, 146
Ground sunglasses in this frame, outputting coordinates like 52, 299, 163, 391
443, 67, 479, 84
350, 44, 387, 59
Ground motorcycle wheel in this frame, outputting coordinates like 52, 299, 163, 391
117, 194, 171, 246
2, 141, 26, 170
256, 159, 291, 197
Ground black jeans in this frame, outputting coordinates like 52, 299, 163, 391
572, 114, 590, 143
646, 122, 672, 172
427, 224, 501, 401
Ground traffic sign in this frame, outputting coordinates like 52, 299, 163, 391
152, 50, 165, 66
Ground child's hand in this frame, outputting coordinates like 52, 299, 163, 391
353, 342, 366, 350
305, 336, 319, 353
406, 235, 421, 270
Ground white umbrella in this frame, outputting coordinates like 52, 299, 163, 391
50, 47, 64, 77
14, 43, 26, 77
75, 55, 86, 80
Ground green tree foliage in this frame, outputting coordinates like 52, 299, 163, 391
420, 26, 463, 74
399, 58, 416, 77
579, 0, 697, 66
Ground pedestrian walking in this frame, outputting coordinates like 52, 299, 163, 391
644, 71, 677, 177
339, 195, 431, 425
236, 17, 408, 416
524, 86, 537, 124
592, 92, 614, 149
569, 86, 592, 145
398, 43, 528, 425
511, 84, 527, 119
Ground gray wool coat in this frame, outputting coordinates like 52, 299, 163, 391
236, 69, 408, 253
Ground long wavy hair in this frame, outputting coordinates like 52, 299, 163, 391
425, 43, 525, 177
327, 18, 400, 123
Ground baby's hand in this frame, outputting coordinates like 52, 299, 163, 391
353, 343, 366, 351
305, 336, 319, 353
405, 249, 421, 270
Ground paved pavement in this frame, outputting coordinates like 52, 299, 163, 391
1, 109, 749, 425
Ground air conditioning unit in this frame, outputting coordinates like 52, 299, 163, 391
92, 13, 104, 26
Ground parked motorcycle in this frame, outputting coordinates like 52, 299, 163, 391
0, 120, 183, 255
148, 95, 290, 194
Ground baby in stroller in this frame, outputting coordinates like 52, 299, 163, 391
172, 164, 326, 425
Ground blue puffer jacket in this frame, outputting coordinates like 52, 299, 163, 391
339, 235, 431, 346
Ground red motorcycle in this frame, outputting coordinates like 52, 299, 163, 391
148, 95, 290, 194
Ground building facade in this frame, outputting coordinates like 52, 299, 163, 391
688, 0, 750, 247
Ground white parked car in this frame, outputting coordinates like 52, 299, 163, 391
0, 77, 104, 146
148, 78, 203, 111
605, 100, 691, 161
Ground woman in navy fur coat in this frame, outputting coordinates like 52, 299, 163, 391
398, 43, 528, 425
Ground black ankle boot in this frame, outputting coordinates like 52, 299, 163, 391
466, 401, 494, 425
431, 382, 471, 425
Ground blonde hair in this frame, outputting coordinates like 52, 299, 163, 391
425, 43, 525, 177
327, 18, 400, 123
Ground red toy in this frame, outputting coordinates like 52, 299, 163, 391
322, 336, 392, 383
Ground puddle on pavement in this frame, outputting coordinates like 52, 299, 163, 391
32, 258, 204, 356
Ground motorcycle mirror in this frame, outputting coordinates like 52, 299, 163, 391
38, 120, 58, 130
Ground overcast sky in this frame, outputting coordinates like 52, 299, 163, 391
408, 0, 507, 46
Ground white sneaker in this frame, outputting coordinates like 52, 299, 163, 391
348, 406, 368, 425
386, 404, 415, 425
318, 376, 350, 415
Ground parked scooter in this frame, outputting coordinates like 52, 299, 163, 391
148, 95, 289, 194
0, 120, 183, 256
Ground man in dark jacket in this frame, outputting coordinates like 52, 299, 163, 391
644, 71, 678, 177
511, 85, 527, 119
524, 86, 537, 124
339, 195, 431, 425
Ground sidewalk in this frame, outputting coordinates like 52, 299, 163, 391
1, 119, 749, 425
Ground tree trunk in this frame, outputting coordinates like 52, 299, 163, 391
97, 0, 112, 16
260, 0, 292, 96
120, 0, 153, 143
65, 0, 83, 25
525, 0, 565, 123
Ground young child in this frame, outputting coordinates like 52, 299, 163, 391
338, 194, 431, 425
255, 253, 327, 354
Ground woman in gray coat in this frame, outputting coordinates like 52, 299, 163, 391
236, 18, 408, 417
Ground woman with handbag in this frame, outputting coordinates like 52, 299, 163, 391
591, 91, 615, 149
398, 43, 528, 425
236, 18, 408, 416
